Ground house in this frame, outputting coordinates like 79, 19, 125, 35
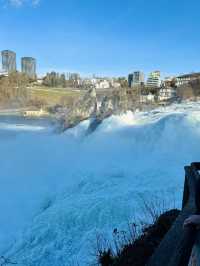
158, 87, 176, 101
176, 73, 200, 87
140, 93, 155, 103
95, 80, 110, 89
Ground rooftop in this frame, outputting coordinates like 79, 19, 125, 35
1, 50, 16, 54
176, 72, 200, 79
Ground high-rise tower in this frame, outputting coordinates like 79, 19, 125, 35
21, 57, 36, 79
1, 50, 16, 73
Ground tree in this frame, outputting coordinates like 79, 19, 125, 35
43, 72, 67, 88
60, 74, 66, 88
0, 72, 29, 105
117, 77, 128, 88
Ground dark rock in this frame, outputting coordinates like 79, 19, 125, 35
99, 209, 180, 266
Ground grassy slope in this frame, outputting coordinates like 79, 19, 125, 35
29, 86, 84, 106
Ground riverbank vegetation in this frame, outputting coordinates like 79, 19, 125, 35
0, 73, 83, 109
97, 209, 180, 266
0, 72, 29, 105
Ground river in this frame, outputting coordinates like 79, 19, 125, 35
0, 102, 200, 265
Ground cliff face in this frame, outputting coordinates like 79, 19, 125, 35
85, 89, 130, 134
61, 88, 98, 130
60, 88, 138, 132
98, 89, 129, 118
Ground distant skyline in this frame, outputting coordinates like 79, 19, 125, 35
1, 0, 200, 77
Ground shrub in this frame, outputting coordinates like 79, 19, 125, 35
97, 209, 180, 266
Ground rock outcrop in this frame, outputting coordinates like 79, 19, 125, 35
87, 89, 132, 134
98, 89, 127, 118
60, 88, 98, 130
60, 87, 141, 132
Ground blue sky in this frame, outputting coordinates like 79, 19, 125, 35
0, 0, 200, 77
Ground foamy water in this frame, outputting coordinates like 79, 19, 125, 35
0, 123, 45, 131
1, 102, 200, 265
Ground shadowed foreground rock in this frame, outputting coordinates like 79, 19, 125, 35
99, 209, 180, 266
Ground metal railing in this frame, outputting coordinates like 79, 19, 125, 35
147, 162, 200, 266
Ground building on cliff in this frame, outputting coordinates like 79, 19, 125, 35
140, 93, 155, 103
158, 87, 177, 102
176, 72, 200, 87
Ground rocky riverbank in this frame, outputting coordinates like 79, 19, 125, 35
59, 88, 165, 133
0, 88, 177, 134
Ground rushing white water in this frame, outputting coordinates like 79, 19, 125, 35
1, 102, 200, 265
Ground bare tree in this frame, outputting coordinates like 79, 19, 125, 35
0, 72, 29, 105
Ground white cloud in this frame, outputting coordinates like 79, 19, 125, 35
4, 0, 40, 7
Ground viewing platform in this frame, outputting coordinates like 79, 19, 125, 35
147, 162, 200, 266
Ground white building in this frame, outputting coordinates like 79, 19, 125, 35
90, 78, 97, 85
158, 87, 176, 101
161, 76, 175, 88
36, 78, 43, 84
0, 70, 8, 78
140, 93, 155, 103
147, 71, 161, 88
95, 80, 110, 89
110, 79, 121, 88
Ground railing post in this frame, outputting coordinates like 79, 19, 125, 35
147, 163, 199, 266
182, 172, 190, 209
